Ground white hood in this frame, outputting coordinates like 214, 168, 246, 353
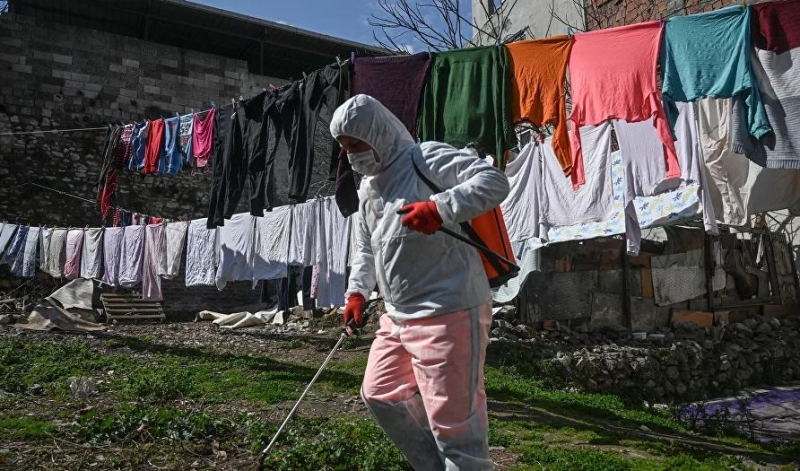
330, 94, 417, 170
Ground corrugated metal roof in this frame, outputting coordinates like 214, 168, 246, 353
8, 0, 388, 79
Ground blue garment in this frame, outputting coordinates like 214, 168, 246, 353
163, 116, 182, 175
129, 122, 147, 172
3, 225, 27, 274
661, 6, 771, 140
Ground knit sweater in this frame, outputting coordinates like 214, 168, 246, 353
730, 0, 800, 169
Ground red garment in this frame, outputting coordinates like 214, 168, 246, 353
752, 0, 800, 53
143, 118, 165, 174
192, 109, 216, 168
118, 124, 135, 168
568, 21, 680, 188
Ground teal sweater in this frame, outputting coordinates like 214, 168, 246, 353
661, 6, 772, 140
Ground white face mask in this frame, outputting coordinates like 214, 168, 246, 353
348, 150, 382, 176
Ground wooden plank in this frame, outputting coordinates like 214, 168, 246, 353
101, 292, 164, 323
763, 304, 797, 319
671, 308, 713, 328
106, 309, 164, 314
107, 314, 165, 320
103, 301, 163, 307
641, 268, 654, 298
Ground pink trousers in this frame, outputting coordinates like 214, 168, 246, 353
361, 302, 494, 471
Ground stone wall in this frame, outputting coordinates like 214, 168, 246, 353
0, 13, 339, 315
491, 310, 800, 402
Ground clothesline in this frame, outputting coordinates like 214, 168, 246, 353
11, 182, 171, 223
0, 101, 234, 137
0, 126, 107, 137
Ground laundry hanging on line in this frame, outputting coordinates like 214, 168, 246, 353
0, 196, 354, 309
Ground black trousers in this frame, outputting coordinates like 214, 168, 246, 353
261, 266, 315, 311
266, 65, 346, 204
206, 105, 240, 228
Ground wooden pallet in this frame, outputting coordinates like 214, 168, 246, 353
100, 292, 165, 322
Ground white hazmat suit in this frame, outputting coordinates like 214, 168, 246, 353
330, 95, 510, 471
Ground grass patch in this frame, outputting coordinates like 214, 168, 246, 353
123, 367, 196, 401
0, 414, 56, 439
515, 444, 752, 471
484, 364, 682, 432
0, 338, 363, 404
77, 405, 236, 444
252, 417, 412, 471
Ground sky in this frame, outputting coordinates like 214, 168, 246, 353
192, 0, 473, 52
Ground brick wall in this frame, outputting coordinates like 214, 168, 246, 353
585, 0, 738, 30
0, 13, 339, 315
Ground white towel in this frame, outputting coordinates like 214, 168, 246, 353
186, 219, 218, 287
215, 214, 255, 290
80, 228, 103, 279
288, 201, 318, 266
64, 229, 84, 280
500, 143, 545, 243
39, 228, 52, 272
102, 227, 124, 287
119, 225, 145, 287
254, 207, 291, 281
48, 229, 68, 278
142, 224, 166, 301
0, 223, 17, 256
161, 221, 188, 279
314, 198, 351, 308
539, 122, 615, 228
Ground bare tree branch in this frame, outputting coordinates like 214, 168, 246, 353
370, 0, 506, 52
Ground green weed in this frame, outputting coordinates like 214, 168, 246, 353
77, 405, 235, 444
254, 417, 412, 471
123, 367, 196, 401
0, 414, 56, 439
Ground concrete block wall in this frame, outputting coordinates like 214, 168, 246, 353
0, 13, 337, 315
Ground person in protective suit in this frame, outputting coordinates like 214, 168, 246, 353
330, 94, 510, 471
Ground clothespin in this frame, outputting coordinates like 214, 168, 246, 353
302, 71, 307, 80
566, 27, 573, 38
210, 101, 216, 109
335, 55, 342, 67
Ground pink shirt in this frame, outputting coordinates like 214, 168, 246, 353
192, 108, 216, 168
568, 21, 680, 188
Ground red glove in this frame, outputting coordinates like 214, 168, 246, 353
399, 201, 443, 235
343, 293, 366, 331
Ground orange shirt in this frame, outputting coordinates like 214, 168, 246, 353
506, 36, 573, 176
